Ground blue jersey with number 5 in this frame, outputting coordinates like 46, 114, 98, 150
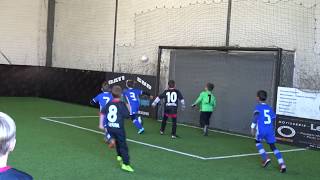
92, 92, 113, 110
123, 88, 143, 115
253, 103, 276, 133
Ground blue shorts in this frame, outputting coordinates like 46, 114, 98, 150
129, 104, 139, 115
256, 130, 276, 144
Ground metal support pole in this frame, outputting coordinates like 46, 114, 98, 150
111, 0, 119, 72
46, 0, 56, 67
225, 0, 232, 47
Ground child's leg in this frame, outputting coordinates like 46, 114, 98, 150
171, 117, 177, 136
99, 113, 105, 130
203, 112, 212, 136
160, 114, 168, 133
199, 112, 205, 128
255, 140, 269, 162
131, 114, 143, 130
115, 138, 121, 157
105, 130, 115, 148
269, 143, 285, 165
118, 131, 130, 165
269, 143, 286, 172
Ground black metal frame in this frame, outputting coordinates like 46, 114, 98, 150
111, 0, 119, 72
156, 46, 283, 110
46, 0, 56, 67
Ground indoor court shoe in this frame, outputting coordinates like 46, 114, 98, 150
121, 164, 134, 172
117, 156, 122, 162
279, 164, 286, 173
262, 158, 271, 168
138, 128, 145, 134
171, 135, 180, 139
203, 127, 208, 136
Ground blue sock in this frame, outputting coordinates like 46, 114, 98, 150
133, 119, 143, 130
256, 143, 268, 161
273, 149, 285, 165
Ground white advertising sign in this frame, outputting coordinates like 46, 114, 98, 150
276, 87, 320, 121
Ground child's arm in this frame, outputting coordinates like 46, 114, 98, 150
90, 94, 99, 105
122, 102, 131, 119
151, 97, 160, 107
250, 111, 259, 136
151, 91, 165, 107
211, 95, 217, 110
100, 106, 107, 129
192, 92, 203, 107
177, 90, 186, 110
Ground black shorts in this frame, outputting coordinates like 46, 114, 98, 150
200, 112, 212, 127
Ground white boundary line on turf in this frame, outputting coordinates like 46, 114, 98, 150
42, 116, 99, 119
172, 121, 253, 139
204, 148, 306, 160
40, 116, 307, 160
43, 115, 252, 139
40, 117, 206, 160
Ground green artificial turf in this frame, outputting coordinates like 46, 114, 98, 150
0, 97, 319, 180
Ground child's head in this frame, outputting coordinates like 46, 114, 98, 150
257, 90, 267, 102
126, 80, 134, 88
205, 83, 214, 91
168, 80, 175, 89
112, 85, 122, 98
0, 112, 16, 156
101, 81, 109, 92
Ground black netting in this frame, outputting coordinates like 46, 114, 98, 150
279, 51, 295, 88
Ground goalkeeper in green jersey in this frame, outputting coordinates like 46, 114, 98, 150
192, 83, 216, 136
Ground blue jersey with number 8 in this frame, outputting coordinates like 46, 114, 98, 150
253, 103, 276, 134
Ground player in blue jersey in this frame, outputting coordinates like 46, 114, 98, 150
123, 80, 152, 134
90, 81, 113, 130
251, 90, 286, 173
102, 85, 134, 172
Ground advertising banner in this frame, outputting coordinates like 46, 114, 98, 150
276, 87, 320, 120
106, 73, 157, 118
276, 87, 320, 149
276, 116, 320, 149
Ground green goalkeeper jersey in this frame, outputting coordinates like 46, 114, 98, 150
193, 90, 216, 112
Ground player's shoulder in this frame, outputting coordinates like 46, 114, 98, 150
173, 88, 182, 93
134, 88, 142, 92
161, 89, 170, 93
122, 88, 129, 93
200, 91, 207, 95
261, 103, 273, 109
96, 92, 104, 97
103, 91, 112, 95
255, 103, 273, 110
1, 168, 33, 180
254, 103, 262, 112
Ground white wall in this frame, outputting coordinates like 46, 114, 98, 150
52, 0, 116, 71
1, 0, 318, 89
0, 0, 47, 66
